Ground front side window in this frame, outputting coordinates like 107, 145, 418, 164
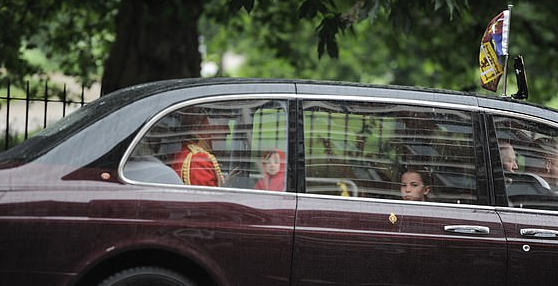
123, 99, 288, 191
494, 115, 558, 210
303, 100, 480, 204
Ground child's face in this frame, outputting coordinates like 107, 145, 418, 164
263, 152, 281, 176
400, 171, 430, 201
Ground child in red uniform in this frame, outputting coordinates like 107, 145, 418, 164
172, 111, 225, 187
172, 140, 224, 187
255, 149, 286, 191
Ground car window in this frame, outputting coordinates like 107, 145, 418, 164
494, 115, 558, 210
303, 100, 481, 204
123, 99, 288, 191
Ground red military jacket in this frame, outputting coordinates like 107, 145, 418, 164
172, 142, 224, 187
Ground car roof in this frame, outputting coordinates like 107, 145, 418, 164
108, 77, 557, 124
107, 77, 476, 100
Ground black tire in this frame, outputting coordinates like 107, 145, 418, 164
97, 266, 198, 286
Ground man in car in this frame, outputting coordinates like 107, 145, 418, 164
499, 140, 519, 188
499, 141, 519, 172
171, 110, 226, 187
542, 140, 558, 190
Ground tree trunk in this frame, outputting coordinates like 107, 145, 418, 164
101, 0, 203, 94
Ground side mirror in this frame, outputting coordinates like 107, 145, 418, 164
511, 55, 529, 100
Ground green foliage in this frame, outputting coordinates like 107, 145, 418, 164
0, 1, 51, 85
548, 97, 558, 110
2, 0, 558, 107
229, 0, 256, 12
209, 0, 558, 105
41, 2, 117, 86
22, 48, 58, 72
0, 0, 117, 89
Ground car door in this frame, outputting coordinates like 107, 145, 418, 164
490, 112, 558, 286
120, 97, 296, 286
291, 97, 507, 286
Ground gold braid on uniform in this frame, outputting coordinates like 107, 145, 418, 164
182, 144, 224, 186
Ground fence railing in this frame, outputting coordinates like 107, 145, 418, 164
1, 80, 98, 151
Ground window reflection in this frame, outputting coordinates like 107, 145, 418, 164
124, 99, 288, 191
494, 116, 558, 210
303, 100, 478, 204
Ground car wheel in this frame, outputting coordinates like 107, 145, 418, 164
97, 266, 197, 286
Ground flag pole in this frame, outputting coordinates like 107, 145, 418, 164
502, 4, 513, 96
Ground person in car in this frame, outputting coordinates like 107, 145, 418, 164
171, 110, 226, 187
542, 140, 558, 190
499, 141, 519, 172
523, 138, 558, 190
499, 140, 519, 187
255, 149, 286, 191
400, 167, 432, 201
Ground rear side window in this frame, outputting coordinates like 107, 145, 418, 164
123, 99, 288, 191
303, 100, 481, 204
494, 115, 558, 210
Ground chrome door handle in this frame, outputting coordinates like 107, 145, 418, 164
444, 225, 490, 235
520, 228, 558, 238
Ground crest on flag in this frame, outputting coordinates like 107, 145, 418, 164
479, 10, 510, 92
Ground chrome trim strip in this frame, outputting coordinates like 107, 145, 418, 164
295, 226, 503, 241
296, 192, 498, 211
479, 107, 558, 128
117, 182, 299, 197
495, 206, 558, 215
297, 94, 479, 111
0, 216, 153, 222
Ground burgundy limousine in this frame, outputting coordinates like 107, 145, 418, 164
1, 78, 558, 286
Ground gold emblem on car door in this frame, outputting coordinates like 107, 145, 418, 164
389, 212, 397, 224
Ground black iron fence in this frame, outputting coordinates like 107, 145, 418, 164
1, 80, 98, 151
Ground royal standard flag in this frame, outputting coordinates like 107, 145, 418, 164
479, 10, 510, 92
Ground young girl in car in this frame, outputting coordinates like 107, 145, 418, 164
255, 149, 286, 191
400, 167, 432, 201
